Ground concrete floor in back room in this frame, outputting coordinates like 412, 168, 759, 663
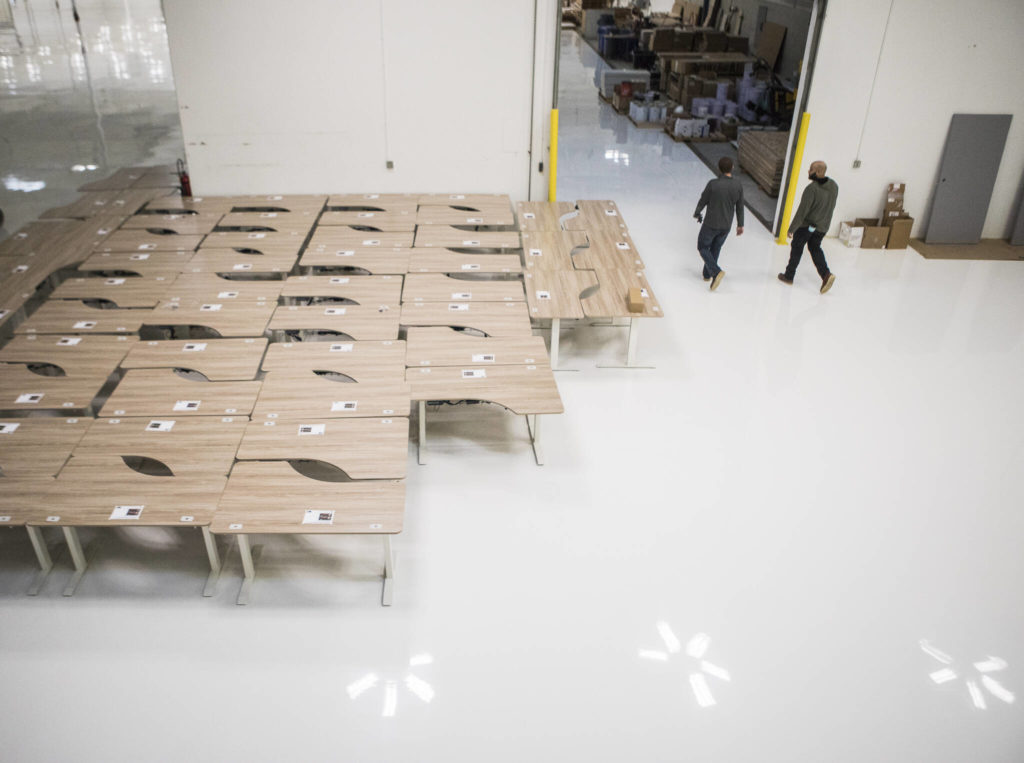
1, 8, 1023, 762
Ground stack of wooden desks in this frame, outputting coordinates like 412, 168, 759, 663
0, 165, 666, 605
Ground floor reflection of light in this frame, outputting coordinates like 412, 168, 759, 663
640, 624, 731, 708
920, 639, 1015, 709
346, 673, 379, 700
405, 674, 435, 703
382, 682, 398, 718
347, 654, 436, 718
3, 176, 46, 192
409, 653, 433, 667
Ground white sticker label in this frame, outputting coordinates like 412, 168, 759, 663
0, 516, 10, 523
329, 277, 350, 284
536, 290, 551, 300
15, 232, 28, 238
0, 423, 21, 434
173, 400, 201, 411
362, 239, 381, 246
200, 304, 222, 311
448, 303, 470, 312
357, 212, 375, 218
640, 288, 649, 298
105, 278, 126, 285
298, 424, 326, 435
57, 337, 82, 346
110, 505, 144, 520
146, 420, 176, 432
138, 243, 156, 250
462, 240, 481, 246
616, 242, 630, 250
46, 516, 60, 523
229, 523, 243, 530
259, 212, 278, 218
183, 343, 207, 352
336, 250, 355, 256
605, 208, 618, 216
523, 212, 536, 219
217, 291, 239, 298
0, 310, 8, 320
467, 217, 483, 224
462, 369, 486, 379
247, 233, 266, 239
303, 510, 335, 525
529, 248, 543, 257
324, 307, 347, 315
233, 263, 252, 271
330, 343, 354, 352
452, 292, 472, 300
472, 354, 495, 363
12, 265, 28, 273
461, 263, 480, 271
16, 393, 43, 404
130, 253, 150, 261
180, 515, 194, 522
449, 194, 465, 200
364, 194, 379, 199
331, 401, 358, 412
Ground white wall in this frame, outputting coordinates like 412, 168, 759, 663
801, 0, 1024, 238
163, 0, 557, 198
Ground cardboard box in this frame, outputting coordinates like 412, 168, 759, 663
701, 78, 719, 97
627, 287, 646, 313
884, 182, 906, 214
885, 216, 914, 249
855, 218, 890, 249
726, 35, 749, 53
612, 93, 631, 112
839, 220, 863, 248
699, 29, 728, 52
581, 0, 611, 8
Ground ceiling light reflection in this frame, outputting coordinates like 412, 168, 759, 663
929, 668, 957, 685
689, 673, 716, 708
409, 653, 433, 667
381, 681, 398, 718
657, 621, 681, 654
638, 649, 668, 661
640, 624, 731, 708
405, 674, 435, 703
966, 680, 987, 710
919, 639, 1014, 710
3, 176, 46, 192
346, 673, 378, 700
686, 632, 710, 659
981, 676, 1015, 704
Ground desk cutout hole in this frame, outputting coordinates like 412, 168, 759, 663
26, 362, 67, 378
312, 370, 358, 383
121, 455, 175, 477
172, 367, 210, 382
287, 459, 354, 483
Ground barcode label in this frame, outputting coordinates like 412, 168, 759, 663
330, 343, 354, 352
130, 254, 150, 260
57, 337, 82, 346
362, 239, 381, 246
336, 250, 355, 256
72, 321, 97, 329
146, 420, 175, 432
0, 423, 21, 434
605, 208, 618, 216
462, 369, 486, 379
523, 212, 536, 219
260, 212, 278, 218
104, 278, 126, 285
448, 303, 469, 311
462, 240, 481, 246
200, 304, 222, 311
357, 212, 375, 218
183, 343, 207, 351
233, 263, 252, 271
298, 424, 326, 435
329, 277, 350, 284
536, 290, 551, 300
218, 291, 239, 298
324, 307, 347, 315
467, 217, 483, 224
303, 510, 335, 525
247, 232, 266, 239
472, 354, 495, 363
138, 243, 156, 250
110, 505, 144, 520
331, 401, 358, 412
16, 393, 43, 404
173, 400, 201, 411
529, 248, 542, 257
461, 263, 480, 270
452, 292, 472, 300
616, 242, 630, 250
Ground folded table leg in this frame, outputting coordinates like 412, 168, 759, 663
417, 400, 428, 465
382, 535, 395, 607
25, 526, 54, 596
236, 533, 257, 606
201, 526, 222, 597
62, 527, 88, 597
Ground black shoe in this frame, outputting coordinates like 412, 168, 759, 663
703, 276, 711, 282
777, 273, 794, 284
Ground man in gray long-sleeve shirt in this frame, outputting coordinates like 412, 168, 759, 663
693, 156, 744, 292
779, 159, 840, 293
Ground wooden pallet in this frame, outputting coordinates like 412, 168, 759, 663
628, 115, 666, 129
737, 130, 788, 197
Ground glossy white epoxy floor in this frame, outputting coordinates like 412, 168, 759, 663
2, 17, 1024, 763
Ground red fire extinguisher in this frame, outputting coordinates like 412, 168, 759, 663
177, 158, 192, 198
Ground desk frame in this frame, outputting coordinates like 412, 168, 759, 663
416, 399, 545, 466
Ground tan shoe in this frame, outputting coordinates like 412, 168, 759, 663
711, 271, 724, 291
820, 273, 835, 294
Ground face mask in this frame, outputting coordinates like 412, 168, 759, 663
808, 170, 816, 180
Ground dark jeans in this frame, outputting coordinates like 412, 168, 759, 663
784, 227, 830, 280
697, 225, 729, 278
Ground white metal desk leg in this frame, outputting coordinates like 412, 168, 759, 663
201, 526, 221, 597
550, 318, 560, 369
25, 526, 54, 596
236, 533, 256, 606
626, 317, 640, 366
526, 414, 545, 465
62, 527, 88, 597
417, 400, 428, 465
381, 535, 395, 607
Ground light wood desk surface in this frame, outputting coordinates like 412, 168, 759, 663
415, 207, 516, 227
216, 211, 318, 232
399, 301, 533, 337
515, 201, 576, 231
522, 269, 599, 320
0, 417, 91, 478
1, 260, 60, 306
308, 230, 414, 249
406, 363, 563, 415
299, 248, 410, 274
572, 230, 645, 271
165, 274, 285, 302
121, 338, 268, 380
212, 461, 404, 535
142, 197, 236, 215
184, 249, 298, 274
581, 269, 663, 319
262, 340, 407, 378
69, 416, 247, 477
253, 372, 411, 420
41, 189, 172, 220
78, 250, 195, 276
121, 212, 224, 235
327, 193, 418, 209
31, 466, 227, 527
562, 200, 630, 233
93, 229, 204, 253
16, 301, 151, 335
401, 274, 525, 303
200, 231, 305, 254
413, 226, 521, 250
405, 327, 548, 367
0, 478, 55, 525
236, 417, 408, 479
0, 218, 120, 261
417, 193, 512, 208
407, 252, 522, 274
214, 194, 327, 215
520, 230, 590, 271
149, 299, 275, 337
318, 210, 416, 231
98, 369, 262, 418
51, 275, 175, 307
0, 333, 135, 372
0, 365, 109, 412
281, 275, 404, 305
269, 305, 400, 340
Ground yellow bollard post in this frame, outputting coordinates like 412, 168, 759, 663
776, 112, 810, 245
548, 109, 559, 202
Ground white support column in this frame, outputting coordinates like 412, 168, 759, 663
61, 527, 88, 597
236, 533, 256, 605
201, 526, 221, 597
417, 400, 428, 465
25, 526, 54, 596
381, 535, 395, 607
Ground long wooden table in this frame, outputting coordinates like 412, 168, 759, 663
399, 301, 533, 337
148, 299, 276, 338
98, 369, 263, 418
261, 340, 406, 380
268, 304, 400, 341
299, 248, 410, 275
0, 417, 91, 478
252, 372, 411, 420
401, 274, 525, 303
15, 301, 152, 335
280, 275, 404, 306
413, 226, 521, 250
120, 338, 268, 380
407, 252, 522, 274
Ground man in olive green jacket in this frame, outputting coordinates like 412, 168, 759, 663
778, 160, 839, 294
